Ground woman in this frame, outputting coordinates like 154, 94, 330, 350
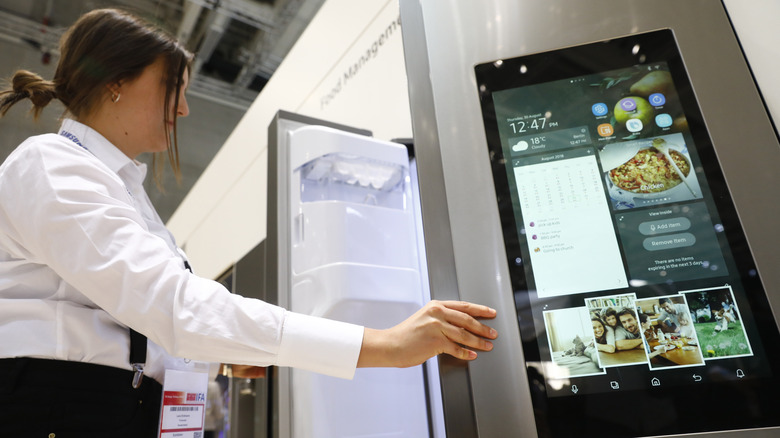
0, 9, 497, 436
591, 315, 616, 353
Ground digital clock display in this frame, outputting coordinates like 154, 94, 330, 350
508, 115, 558, 133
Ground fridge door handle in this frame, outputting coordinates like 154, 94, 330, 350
294, 211, 304, 244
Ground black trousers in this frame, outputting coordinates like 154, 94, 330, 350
0, 358, 162, 438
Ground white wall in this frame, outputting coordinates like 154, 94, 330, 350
168, 0, 411, 279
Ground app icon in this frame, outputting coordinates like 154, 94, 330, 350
592, 103, 609, 116
597, 123, 614, 137
619, 98, 637, 112
649, 93, 666, 106
626, 118, 644, 133
655, 113, 673, 128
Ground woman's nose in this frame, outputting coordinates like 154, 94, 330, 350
178, 94, 190, 117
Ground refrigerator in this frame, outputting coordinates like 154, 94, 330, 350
398, 1, 780, 437
264, 110, 444, 438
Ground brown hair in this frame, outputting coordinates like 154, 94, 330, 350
591, 315, 607, 344
617, 307, 637, 321
0, 8, 194, 187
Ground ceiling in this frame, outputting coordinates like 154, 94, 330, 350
0, 0, 324, 221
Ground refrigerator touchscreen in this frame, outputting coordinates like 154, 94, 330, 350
475, 29, 780, 436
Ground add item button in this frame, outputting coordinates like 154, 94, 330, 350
638, 217, 692, 236
643, 233, 697, 251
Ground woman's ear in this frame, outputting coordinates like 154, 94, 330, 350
106, 82, 122, 103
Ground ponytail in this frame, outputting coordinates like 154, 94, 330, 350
0, 70, 57, 119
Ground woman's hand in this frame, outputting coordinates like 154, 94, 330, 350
357, 300, 497, 368
223, 364, 267, 379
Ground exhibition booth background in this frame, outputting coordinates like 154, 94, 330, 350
168, 0, 411, 279
169, 0, 780, 284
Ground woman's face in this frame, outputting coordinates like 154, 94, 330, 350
592, 320, 605, 338
112, 58, 189, 158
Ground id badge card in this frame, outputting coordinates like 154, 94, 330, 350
158, 362, 210, 438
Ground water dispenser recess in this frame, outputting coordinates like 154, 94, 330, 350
285, 125, 430, 438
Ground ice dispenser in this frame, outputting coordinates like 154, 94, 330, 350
284, 125, 431, 437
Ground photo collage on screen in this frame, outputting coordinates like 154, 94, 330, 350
542, 286, 753, 378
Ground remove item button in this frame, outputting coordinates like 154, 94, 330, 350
642, 233, 697, 251
638, 217, 692, 236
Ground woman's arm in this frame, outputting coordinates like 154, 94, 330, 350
228, 300, 497, 376
596, 342, 615, 353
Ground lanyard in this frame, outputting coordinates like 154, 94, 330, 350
129, 330, 147, 388
130, 261, 193, 389
59, 129, 193, 389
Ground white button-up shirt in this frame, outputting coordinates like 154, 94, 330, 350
0, 119, 363, 383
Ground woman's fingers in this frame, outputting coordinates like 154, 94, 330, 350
230, 364, 267, 379
423, 300, 497, 360
445, 323, 494, 353
438, 300, 497, 320
425, 300, 497, 345
441, 341, 478, 361
438, 301, 498, 341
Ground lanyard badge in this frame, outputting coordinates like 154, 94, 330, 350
158, 364, 210, 438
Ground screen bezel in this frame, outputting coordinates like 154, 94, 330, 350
475, 29, 780, 437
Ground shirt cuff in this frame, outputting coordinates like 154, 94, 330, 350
276, 310, 364, 379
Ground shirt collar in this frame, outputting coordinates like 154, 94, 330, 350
59, 118, 147, 185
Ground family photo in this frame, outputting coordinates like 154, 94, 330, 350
635, 295, 705, 369
586, 294, 647, 367
544, 307, 605, 378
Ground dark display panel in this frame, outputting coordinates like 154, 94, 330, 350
475, 29, 780, 437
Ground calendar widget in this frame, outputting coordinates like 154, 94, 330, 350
513, 147, 627, 297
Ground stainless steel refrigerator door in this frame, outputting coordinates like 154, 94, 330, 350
399, 1, 780, 437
